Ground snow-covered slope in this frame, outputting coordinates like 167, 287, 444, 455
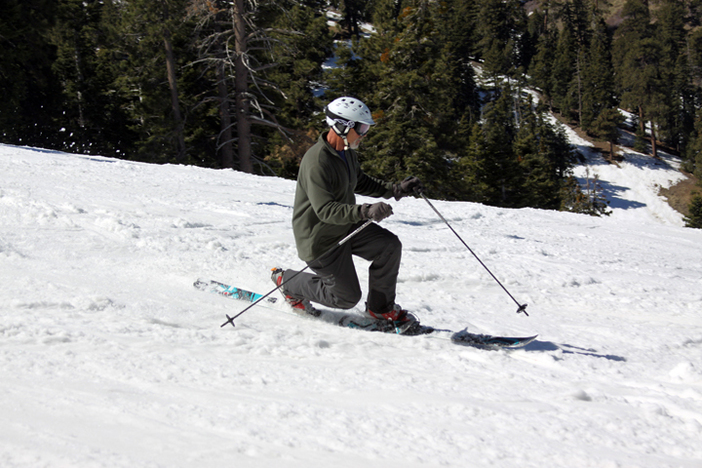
1, 143, 701, 468
560, 116, 687, 226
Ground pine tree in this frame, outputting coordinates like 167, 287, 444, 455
475, 86, 520, 206
684, 194, 702, 229
529, 27, 556, 108
334, 0, 466, 197
474, 0, 527, 78
551, 23, 577, 118
687, 28, 702, 170
581, 17, 616, 133
613, 0, 665, 158
684, 110, 702, 179
50, 0, 135, 157
267, 4, 332, 131
440, 0, 480, 121
0, 0, 63, 149
550, 24, 577, 121
590, 108, 626, 160
560, 169, 611, 217
513, 105, 554, 208
263, 4, 334, 176
457, 122, 493, 204
654, 0, 695, 153
109, 0, 194, 164
513, 98, 575, 209
330, 0, 369, 38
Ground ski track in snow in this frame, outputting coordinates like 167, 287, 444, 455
1, 143, 702, 468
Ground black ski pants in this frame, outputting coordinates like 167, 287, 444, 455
282, 222, 401, 314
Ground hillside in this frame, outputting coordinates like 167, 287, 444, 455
1, 142, 701, 468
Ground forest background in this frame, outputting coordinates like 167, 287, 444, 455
2, 0, 702, 220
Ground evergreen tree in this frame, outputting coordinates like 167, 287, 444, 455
655, 0, 695, 153
529, 27, 556, 108
556, 0, 591, 47
472, 86, 520, 206
264, 4, 334, 177
474, 0, 527, 78
514, 99, 574, 209
684, 194, 702, 229
457, 122, 493, 204
513, 105, 556, 208
334, 0, 466, 197
5, 0, 701, 219
560, 171, 611, 217
330, 0, 369, 38
50, 0, 134, 157
109, 0, 194, 164
441, 0, 481, 121
581, 17, 616, 132
0, 0, 63, 148
551, 25, 577, 120
458, 87, 573, 209
686, 27, 702, 171
613, 0, 665, 157
590, 107, 626, 160
684, 110, 702, 179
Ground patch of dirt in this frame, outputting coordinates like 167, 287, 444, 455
659, 174, 700, 217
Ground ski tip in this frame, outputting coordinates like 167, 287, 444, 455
451, 331, 539, 349
504, 334, 538, 348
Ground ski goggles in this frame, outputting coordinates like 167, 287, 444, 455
355, 122, 371, 136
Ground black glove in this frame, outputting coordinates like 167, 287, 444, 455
393, 176, 425, 200
361, 202, 393, 222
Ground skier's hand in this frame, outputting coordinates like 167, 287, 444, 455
362, 202, 393, 222
393, 176, 425, 200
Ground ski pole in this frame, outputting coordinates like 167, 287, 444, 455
420, 193, 529, 316
221, 219, 374, 328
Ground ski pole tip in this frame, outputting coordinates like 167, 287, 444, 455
517, 304, 529, 316
221, 314, 236, 328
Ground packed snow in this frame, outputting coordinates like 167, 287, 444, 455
1, 141, 701, 468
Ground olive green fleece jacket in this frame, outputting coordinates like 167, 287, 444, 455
292, 132, 394, 262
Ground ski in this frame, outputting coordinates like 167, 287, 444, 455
194, 279, 537, 350
194, 279, 278, 304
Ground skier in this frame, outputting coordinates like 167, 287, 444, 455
271, 96, 424, 323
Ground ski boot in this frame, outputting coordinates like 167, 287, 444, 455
270, 267, 318, 316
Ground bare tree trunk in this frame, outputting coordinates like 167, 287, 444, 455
638, 105, 645, 134
191, 0, 298, 171
233, 0, 253, 173
163, 25, 186, 163
73, 31, 85, 129
216, 61, 234, 168
215, 18, 234, 169
576, 51, 582, 128
543, 0, 549, 30
650, 120, 658, 158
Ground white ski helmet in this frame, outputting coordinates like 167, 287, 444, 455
325, 97, 375, 137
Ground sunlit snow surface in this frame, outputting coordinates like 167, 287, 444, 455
1, 143, 701, 467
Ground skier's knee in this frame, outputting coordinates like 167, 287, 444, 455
389, 233, 401, 253
332, 288, 362, 309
